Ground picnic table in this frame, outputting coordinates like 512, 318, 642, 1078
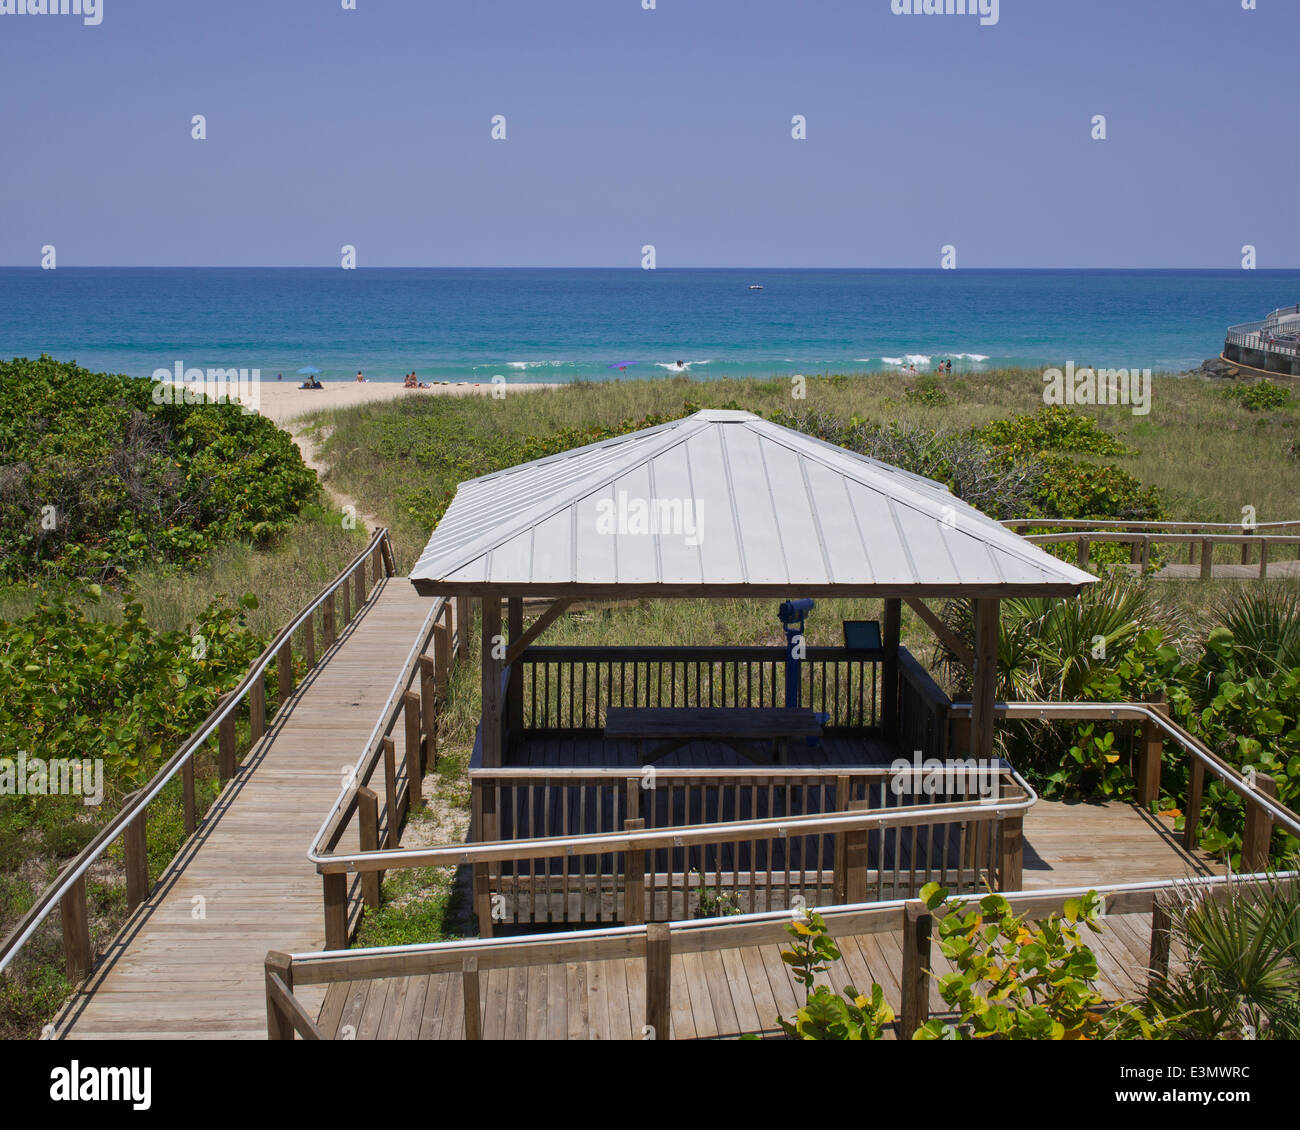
603, 706, 823, 766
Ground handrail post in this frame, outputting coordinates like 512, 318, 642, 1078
1199, 539, 1213, 581
456, 596, 471, 659
1137, 693, 1167, 811
996, 800, 1024, 893
358, 787, 381, 908
843, 799, 870, 904
124, 792, 149, 912
182, 756, 197, 836
322, 591, 336, 649
474, 862, 494, 939
624, 818, 646, 925
277, 639, 294, 705
60, 869, 92, 982
354, 561, 366, 609
900, 900, 932, 1037
249, 669, 266, 745
1076, 536, 1089, 569
404, 691, 424, 806
323, 871, 349, 950
218, 695, 237, 783
303, 612, 316, 669
266, 951, 295, 1040
832, 775, 850, 904
1258, 539, 1269, 579
645, 922, 672, 1041
382, 736, 399, 846
1241, 528, 1253, 565
462, 955, 482, 1040
419, 655, 438, 771
1182, 758, 1205, 851
341, 578, 352, 629
1243, 773, 1278, 872
1148, 900, 1171, 989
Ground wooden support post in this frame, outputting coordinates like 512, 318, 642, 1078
474, 862, 493, 939
124, 794, 149, 912
354, 563, 366, 609
1241, 529, 1253, 565
322, 592, 336, 648
1259, 540, 1269, 580
1242, 773, 1278, 872
481, 596, 504, 769
380, 536, 396, 576
382, 737, 398, 847
1148, 900, 1171, 987
1182, 758, 1205, 851
419, 656, 438, 770
218, 697, 237, 783
970, 599, 1000, 763
1187, 540, 1197, 565
265, 951, 295, 1041
881, 598, 901, 739
843, 799, 870, 904
900, 901, 933, 1037
60, 870, 91, 982
371, 544, 384, 585
645, 922, 672, 1041
249, 671, 266, 745
277, 640, 294, 703
1140, 536, 1152, 572
358, 787, 381, 908
456, 596, 471, 659
182, 756, 197, 836
997, 810, 1024, 892
1076, 537, 1090, 569
1129, 541, 1141, 566
303, 613, 315, 670
431, 624, 450, 698
404, 691, 423, 806
1137, 693, 1167, 810
624, 818, 645, 925
1200, 540, 1213, 581
323, 872, 349, 950
462, 955, 482, 1040
507, 597, 524, 743
625, 777, 641, 822
341, 578, 351, 628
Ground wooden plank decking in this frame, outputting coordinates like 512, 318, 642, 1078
53, 577, 434, 1041
316, 798, 1223, 1040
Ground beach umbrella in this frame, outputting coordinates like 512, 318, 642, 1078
607, 361, 639, 372
296, 366, 321, 375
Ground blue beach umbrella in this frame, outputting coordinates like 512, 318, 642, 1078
296, 366, 321, 375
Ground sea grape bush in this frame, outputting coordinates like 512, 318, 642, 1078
973, 405, 1134, 458
1222, 381, 1293, 412
0, 356, 316, 580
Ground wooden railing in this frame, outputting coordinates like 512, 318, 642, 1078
307, 593, 466, 949
1003, 518, 1300, 577
897, 647, 950, 762
948, 699, 1300, 869
266, 869, 1296, 1040
516, 645, 881, 735
0, 527, 398, 983
313, 764, 1034, 934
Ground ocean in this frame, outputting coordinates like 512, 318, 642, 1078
2, 267, 1297, 385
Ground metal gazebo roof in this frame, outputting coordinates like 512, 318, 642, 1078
409, 409, 1095, 599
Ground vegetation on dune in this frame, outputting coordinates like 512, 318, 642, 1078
0, 355, 316, 581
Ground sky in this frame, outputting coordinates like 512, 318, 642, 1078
0, 0, 1294, 268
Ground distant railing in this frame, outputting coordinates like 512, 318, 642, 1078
1003, 518, 1300, 577
0, 527, 398, 983
267, 869, 1297, 1040
516, 645, 880, 736
948, 699, 1300, 868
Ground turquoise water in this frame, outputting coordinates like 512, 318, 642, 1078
2, 268, 1297, 384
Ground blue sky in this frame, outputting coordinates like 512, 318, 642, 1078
0, 0, 1293, 267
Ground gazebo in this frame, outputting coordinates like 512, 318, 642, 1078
409, 409, 1094, 928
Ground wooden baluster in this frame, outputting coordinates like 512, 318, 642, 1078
419, 656, 438, 771
1182, 758, 1205, 851
277, 639, 294, 703
382, 737, 399, 846
322, 872, 348, 950
1148, 900, 1171, 988
303, 612, 315, 670
463, 955, 483, 1040
341, 578, 351, 628
249, 669, 266, 745
404, 691, 423, 807
322, 592, 336, 648
182, 756, 197, 835
1200, 539, 1213, 581
1137, 694, 1167, 810
624, 818, 645, 925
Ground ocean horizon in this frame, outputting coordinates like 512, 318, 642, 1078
3, 267, 1298, 385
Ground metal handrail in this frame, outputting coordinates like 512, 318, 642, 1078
309, 764, 1038, 874
948, 699, 1300, 842
0, 527, 395, 976
1003, 517, 1300, 532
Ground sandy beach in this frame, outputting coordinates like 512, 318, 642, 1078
251, 379, 559, 428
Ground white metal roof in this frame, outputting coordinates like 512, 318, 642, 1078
409, 409, 1096, 597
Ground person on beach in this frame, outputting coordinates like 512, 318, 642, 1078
355, 370, 367, 383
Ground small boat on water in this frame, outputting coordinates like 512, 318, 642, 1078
749, 285, 763, 290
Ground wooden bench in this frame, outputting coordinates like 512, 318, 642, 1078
604, 706, 823, 766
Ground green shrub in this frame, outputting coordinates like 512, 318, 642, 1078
974, 405, 1134, 458
1223, 381, 1293, 412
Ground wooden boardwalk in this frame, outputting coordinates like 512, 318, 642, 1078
54, 577, 433, 1041
1151, 561, 1300, 581
316, 799, 1221, 1040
